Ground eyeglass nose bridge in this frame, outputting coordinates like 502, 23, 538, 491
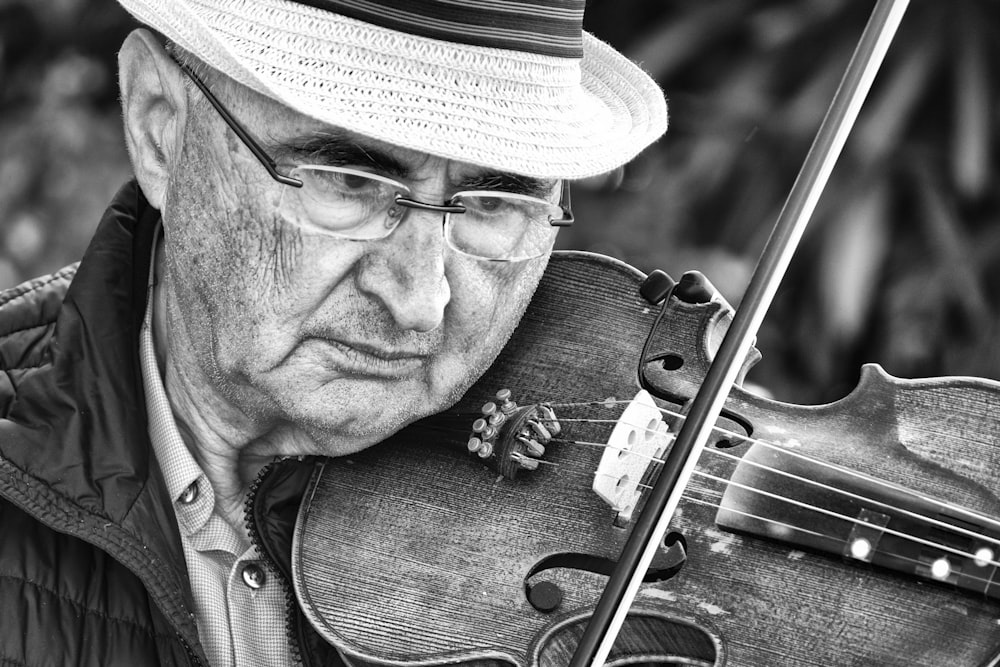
393, 195, 466, 215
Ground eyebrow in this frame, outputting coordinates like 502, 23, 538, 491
272, 131, 558, 198
273, 131, 409, 179
456, 172, 559, 199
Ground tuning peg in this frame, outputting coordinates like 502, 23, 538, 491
472, 418, 497, 440
639, 269, 676, 305
496, 389, 518, 415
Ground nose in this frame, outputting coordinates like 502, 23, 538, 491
354, 208, 451, 333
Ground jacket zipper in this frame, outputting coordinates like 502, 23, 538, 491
244, 456, 308, 666
181, 635, 205, 667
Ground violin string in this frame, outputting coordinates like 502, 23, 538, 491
544, 399, 636, 409
693, 468, 1000, 566
677, 493, 1000, 591
436, 395, 1000, 569
663, 406, 1000, 532
444, 403, 1000, 544
547, 437, 665, 461
535, 410, 1000, 559
537, 401, 1000, 533
702, 447, 1000, 548
554, 420, 1000, 553
589, 471, 1000, 574
643, 399, 999, 510
552, 418, 631, 424
544, 430, 1000, 566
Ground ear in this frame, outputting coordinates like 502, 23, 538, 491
118, 29, 189, 211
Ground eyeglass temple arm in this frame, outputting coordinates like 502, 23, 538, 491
174, 56, 578, 223
173, 59, 304, 188
551, 181, 574, 227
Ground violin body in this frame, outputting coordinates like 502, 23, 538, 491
293, 252, 1000, 666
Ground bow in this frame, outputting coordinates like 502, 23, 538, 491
571, 0, 912, 663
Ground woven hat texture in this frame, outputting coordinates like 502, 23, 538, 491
116, 0, 668, 179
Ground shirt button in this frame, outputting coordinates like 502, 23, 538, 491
178, 482, 199, 504
242, 563, 266, 590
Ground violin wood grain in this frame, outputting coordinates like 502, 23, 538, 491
294, 252, 1000, 666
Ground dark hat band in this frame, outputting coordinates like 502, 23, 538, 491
295, 0, 584, 58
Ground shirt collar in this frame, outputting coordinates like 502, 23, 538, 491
139, 224, 214, 535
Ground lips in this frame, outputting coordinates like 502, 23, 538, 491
310, 337, 429, 378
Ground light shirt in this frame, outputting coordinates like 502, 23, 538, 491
139, 234, 297, 667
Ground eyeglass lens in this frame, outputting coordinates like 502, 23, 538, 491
278, 166, 563, 261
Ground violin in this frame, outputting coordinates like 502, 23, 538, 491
290, 250, 1000, 666
281, 0, 1000, 663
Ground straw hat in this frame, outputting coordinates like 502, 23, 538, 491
116, 0, 667, 179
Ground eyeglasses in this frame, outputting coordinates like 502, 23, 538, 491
175, 60, 574, 262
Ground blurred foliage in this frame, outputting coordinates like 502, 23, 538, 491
2, 0, 999, 403
572, 0, 1000, 402
0, 0, 134, 288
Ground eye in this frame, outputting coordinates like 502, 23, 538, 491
339, 171, 372, 190
302, 167, 385, 199
466, 196, 508, 214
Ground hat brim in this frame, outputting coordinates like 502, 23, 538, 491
118, 0, 667, 179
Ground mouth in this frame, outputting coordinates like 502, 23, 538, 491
309, 337, 429, 379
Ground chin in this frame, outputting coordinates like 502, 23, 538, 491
295, 411, 414, 457
279, 385, 432, 449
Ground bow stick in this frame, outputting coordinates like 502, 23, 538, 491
569, 0, 911, 663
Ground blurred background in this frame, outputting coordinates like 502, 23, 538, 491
1, 0, 998, 403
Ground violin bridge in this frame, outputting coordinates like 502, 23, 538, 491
593, 389, 673, 524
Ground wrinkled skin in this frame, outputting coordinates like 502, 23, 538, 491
118, 29, 553, 520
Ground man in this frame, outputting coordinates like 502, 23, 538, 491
0, 0, 666, 664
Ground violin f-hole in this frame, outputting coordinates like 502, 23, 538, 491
523, 533, 688, 613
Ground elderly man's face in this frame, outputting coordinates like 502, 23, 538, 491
159, 72, 554, 454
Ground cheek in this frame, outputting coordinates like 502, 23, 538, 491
164, 156, 334, 375
442, 258, 547, 373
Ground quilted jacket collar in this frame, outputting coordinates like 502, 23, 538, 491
0, 180, 203, 657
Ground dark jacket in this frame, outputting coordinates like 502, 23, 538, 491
0, 181, 338, 666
